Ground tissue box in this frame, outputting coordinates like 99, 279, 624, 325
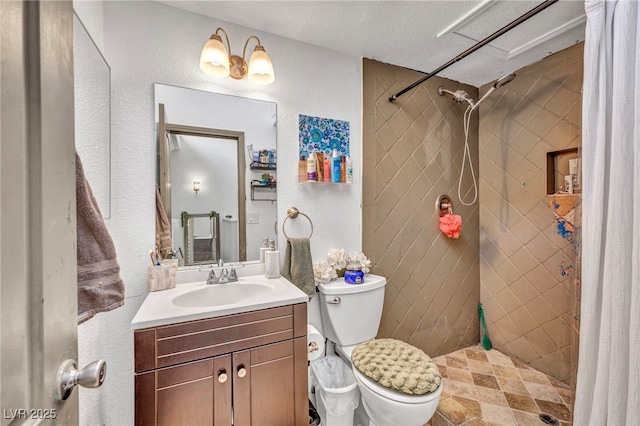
147, 260, 178, 292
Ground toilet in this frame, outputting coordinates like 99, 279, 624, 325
318, 274, 442, 426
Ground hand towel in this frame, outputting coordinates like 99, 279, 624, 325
439, 214, 462, 239
281, 238, 315, 298
76, 153, 124, 324
155, 185, 172, 258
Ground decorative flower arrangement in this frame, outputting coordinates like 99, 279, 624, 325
313, 248, 371, 284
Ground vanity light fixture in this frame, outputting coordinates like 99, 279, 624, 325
199, 27, 275, 85
193, 181, 200, 194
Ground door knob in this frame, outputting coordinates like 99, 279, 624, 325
237, 366, 247, 378
218, 370, 228, 383
55, 359, 106, 401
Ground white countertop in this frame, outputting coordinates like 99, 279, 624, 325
131, 266, 308, 329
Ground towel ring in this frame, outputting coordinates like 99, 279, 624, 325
282, 207, 314, 240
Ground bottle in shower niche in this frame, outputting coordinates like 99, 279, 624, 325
259, 237, 269, 263
264, 240, 281, 279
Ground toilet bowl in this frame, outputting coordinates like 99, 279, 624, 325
353, 368, 442, 426
318, 275, 442, 426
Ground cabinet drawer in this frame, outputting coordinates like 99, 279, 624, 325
135, 303, 306, 373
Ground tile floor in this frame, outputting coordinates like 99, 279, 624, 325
429, 346, 572, 426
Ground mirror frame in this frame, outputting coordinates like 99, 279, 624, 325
158, 105, 247, 262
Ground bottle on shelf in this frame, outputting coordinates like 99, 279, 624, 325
298, 155, 307, 182
332, 150, 341, 183
323, 154, 331, 183
307, 153, 317, 182
316, 152, 324, 182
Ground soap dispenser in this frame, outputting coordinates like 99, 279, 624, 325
264, 240, 281, 279
259, 237, 269, 263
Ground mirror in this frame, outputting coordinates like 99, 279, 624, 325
73, 13, 111, 218
154, 85, 277, 266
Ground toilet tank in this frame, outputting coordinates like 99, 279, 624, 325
318, 274, 386, 346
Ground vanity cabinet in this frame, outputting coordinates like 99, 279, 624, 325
134, 303, 308, 426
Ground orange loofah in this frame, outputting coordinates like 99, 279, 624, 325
439, 214, 462, 238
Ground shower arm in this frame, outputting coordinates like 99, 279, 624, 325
388, 0, 559, 102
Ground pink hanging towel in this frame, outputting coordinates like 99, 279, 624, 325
439, 214, 462, 238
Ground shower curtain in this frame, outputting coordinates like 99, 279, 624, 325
575, 0, 640, 424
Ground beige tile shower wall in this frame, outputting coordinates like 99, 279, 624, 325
362, 59, 480, 357
478, 43, 583, 382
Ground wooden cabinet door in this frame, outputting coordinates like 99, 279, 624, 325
135, 355, 232, 426
232, 338, 308, 426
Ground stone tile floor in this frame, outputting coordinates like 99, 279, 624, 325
429, 346, 572, 426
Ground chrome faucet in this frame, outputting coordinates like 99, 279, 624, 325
218, 267, 238, 283
206, 269, 219, 285
205, 263, 239, 285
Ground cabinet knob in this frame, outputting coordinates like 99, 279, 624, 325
218, 371, 228, 383
237, 366, 247, 378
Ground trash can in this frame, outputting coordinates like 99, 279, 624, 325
310, 355, 360, 426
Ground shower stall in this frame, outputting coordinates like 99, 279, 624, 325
362, 40, 582, 424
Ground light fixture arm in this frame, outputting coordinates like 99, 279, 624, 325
241, 35, 263, 62
214, 27, 232, 59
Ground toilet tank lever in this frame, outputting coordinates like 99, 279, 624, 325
326, 296, 341, 304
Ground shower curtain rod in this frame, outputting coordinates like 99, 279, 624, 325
388, 0, 559, 102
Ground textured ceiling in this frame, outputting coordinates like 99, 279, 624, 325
158, 0, 585, 87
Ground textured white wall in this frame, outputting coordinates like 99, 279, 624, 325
77, 2, 361, 425
73, 0, 104, 50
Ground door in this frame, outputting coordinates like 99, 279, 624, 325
233, 339, 308, 426
1, 1, 78, 424
135, 355, 233, 426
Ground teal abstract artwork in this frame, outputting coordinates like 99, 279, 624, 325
298, 114, 350, 158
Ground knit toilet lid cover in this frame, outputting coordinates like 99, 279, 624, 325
351, 338, 442, 395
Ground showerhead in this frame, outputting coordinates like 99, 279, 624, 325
471, 73, 517, 111
493, 73, 516, 89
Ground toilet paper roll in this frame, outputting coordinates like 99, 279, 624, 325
307, 324, 325, 361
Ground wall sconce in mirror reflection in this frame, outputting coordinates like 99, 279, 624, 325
193, 180, 200, 194
199, 27, 275, 85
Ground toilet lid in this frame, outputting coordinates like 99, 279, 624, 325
351, 338, 442, 395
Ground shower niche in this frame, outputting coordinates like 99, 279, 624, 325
546, 147, 581, 195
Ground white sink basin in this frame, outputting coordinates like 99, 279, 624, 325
172, 282, 271, 308
131, 273, 309, 329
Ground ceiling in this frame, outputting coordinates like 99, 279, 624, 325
159, 0, 585, 87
